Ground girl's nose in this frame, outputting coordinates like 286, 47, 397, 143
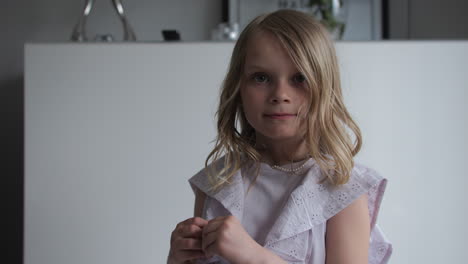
269, 79, 292, 104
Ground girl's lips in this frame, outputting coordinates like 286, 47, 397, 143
264, 114, 296, 120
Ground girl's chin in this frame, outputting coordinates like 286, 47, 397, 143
257, 132, 304, 142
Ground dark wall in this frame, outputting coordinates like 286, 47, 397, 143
2, 77, 23, 264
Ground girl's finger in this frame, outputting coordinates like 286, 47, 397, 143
173, 237, 203, 250
201, 229, 218, 253
179, 224, 203, 238
186, 216, 209, 227
202, 216, 227, 236
174, 249, 206, 262
176, 217, 208, 231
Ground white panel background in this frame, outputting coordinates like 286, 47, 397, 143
25, 42, 468, 264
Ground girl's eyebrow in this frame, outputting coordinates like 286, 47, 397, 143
244, 65, 269, 72
245, 64, 268, 70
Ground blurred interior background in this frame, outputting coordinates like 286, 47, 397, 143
2, 0, 468, 263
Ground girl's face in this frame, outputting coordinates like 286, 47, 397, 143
240, 31, 308, 143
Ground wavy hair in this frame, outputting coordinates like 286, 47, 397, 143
205, 9, 362, 191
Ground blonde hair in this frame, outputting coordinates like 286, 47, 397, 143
205, 9, 362, 191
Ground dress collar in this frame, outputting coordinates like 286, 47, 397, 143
193, 159, 323, 245
190, 158, 382, 246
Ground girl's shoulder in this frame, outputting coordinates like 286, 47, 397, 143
343, 162, 386, 195
350, 162, 385, 183
308, 161, 385, 194
188, 155, 236, 195
301, 161, 388, 229
265, 162, 392, 263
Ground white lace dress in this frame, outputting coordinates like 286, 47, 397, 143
189, 158, 393, 263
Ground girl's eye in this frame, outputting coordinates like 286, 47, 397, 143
252, 73, 269, 83
293, 73, 306, 84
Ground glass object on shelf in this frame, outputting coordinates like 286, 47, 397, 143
211, 22, 240, 41
71, 0, 137, 42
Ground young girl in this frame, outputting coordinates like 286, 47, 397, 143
168, 9, 392, 264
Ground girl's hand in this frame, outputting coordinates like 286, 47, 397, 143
201, 215, 261, 264
168, 217, 208, 264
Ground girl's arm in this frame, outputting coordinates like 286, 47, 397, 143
325, 194, 370, 264
245, 247, 287, 264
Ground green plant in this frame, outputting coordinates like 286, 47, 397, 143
308, 0, 346, 39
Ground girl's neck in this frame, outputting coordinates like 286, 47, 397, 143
255, 136, 309, 166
